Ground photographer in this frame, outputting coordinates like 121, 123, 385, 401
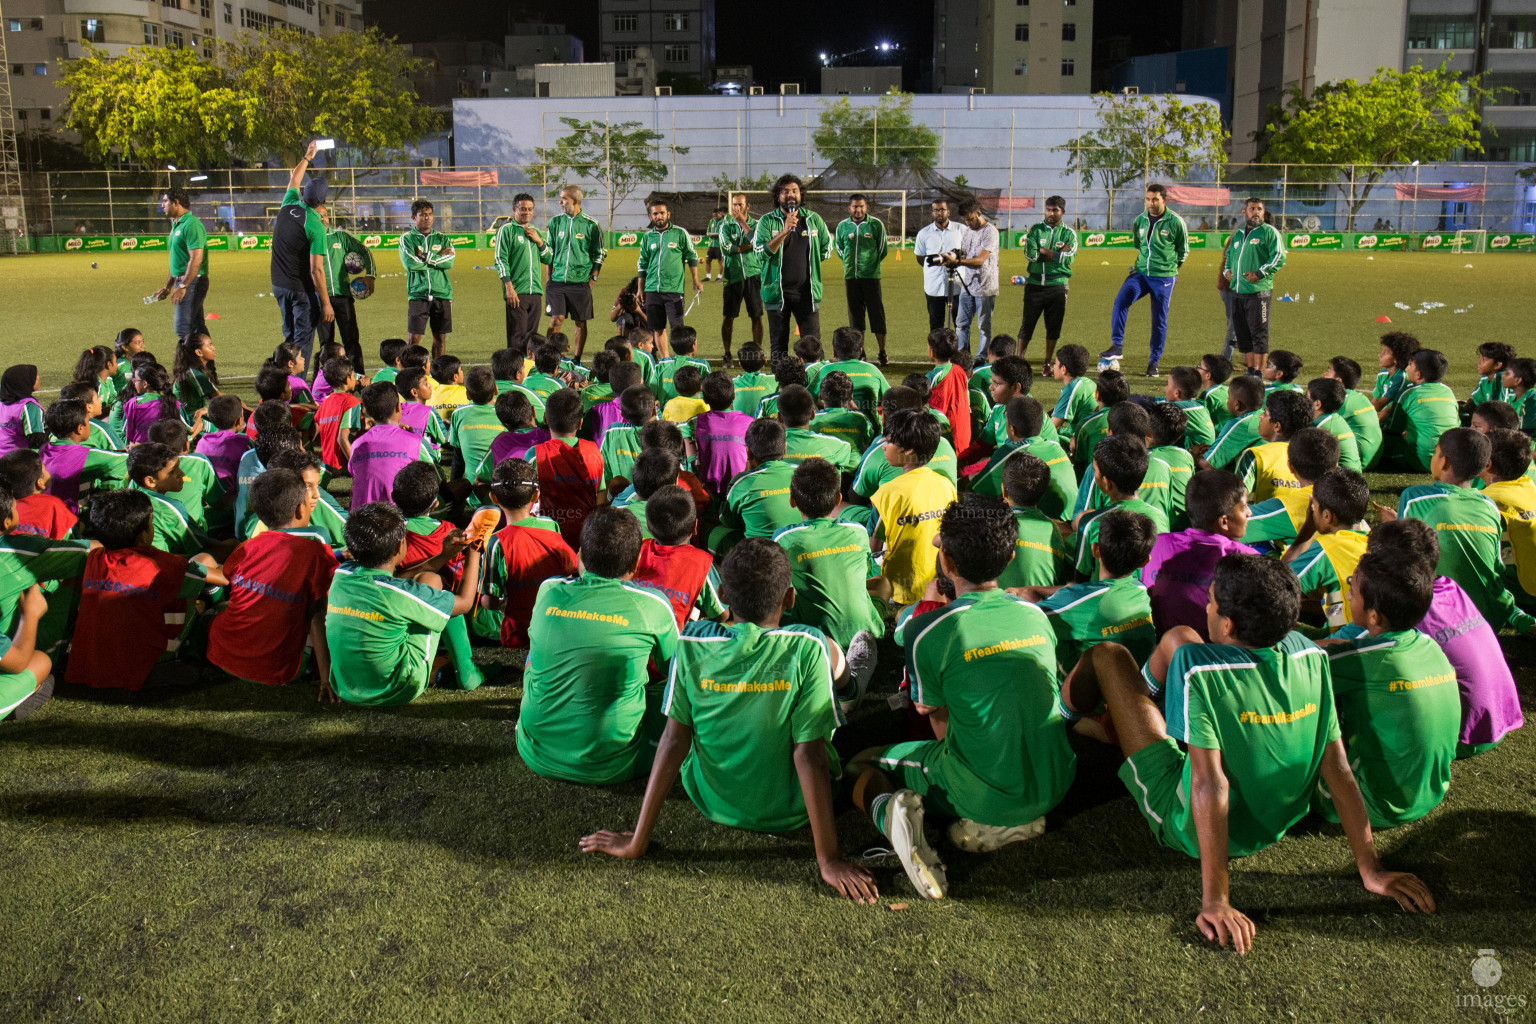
941, 198, 999, 356
914, 199, 966, 333
753, 174, 832, 363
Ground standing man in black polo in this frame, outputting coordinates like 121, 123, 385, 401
753, 174, 832, 363
269, 140, 333, 370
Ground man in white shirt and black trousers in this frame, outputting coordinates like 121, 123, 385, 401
913, 198, 966, 339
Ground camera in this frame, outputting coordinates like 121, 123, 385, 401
924, 248, 963, 267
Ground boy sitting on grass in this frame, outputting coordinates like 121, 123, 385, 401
265, 449, 348, 549
779, 385, 857, 471
1199, 353, 1235, 428
1163, 366, 1216, 451
1062, 554, 1435, 954
1307, 377, 1363, 472
392, 462, 483, 690
1478, 428, 1536, 605
1372, 330, 1421, 412
522, 345, 569, 403
1282, 468, 1371, 629
518, 507, 678, 784
631, 483, 724, 629
1261, 349, 1304, 393
1072, 436, 1168, 580
126, 442, 214, 557
1200, 374, 1265, 471
1323, 356, 1383, 468
40, 399, 127, 514
961, 355, 1056, 468
599, 385, 654, 494
1144, 469, 1252, 639
147, 419, 224, 532
1242, 427, 1339, 551
525, 389, 604, 552
812, 371, 878, 455
195, 394, 255, 492
323, 501, 481, 707
58, 379, 122, 452
0, 546, 54, 720
490, 348, 547, 417
615, 447, 679, 539
0, 475, 95, 659
1464, 341, 1516, 423
969, 396, 1076, 519
580, 537, 879, 904
1315, 553, 1458, 829
479, 458, 576, 651
1049, 344, 1097, 437
1379, 349, 1460, 474
720, 419, 800, 544
1070, 369, 1129, 471
348, 381, 440, 509
312, 359, 360, 474
0, 450, 74, 540
1235, 389, 1313, 504
690, 372, 752, 497
471, 391, 549, 501
427, 355, 468, 418
653, 326, 711, 404
1149, 403, 1195, 529
1503, 357, 1536, 434
850, 494, 1076, 899
206, 468, 335, 691
851, 388, 959, 501
1073, 402, 1173, 524
729, 343, 776, 415
996, 452, 1069, 589
395, 367, 449, 447
661, 365, 708, 425
447, 366, 505, 491
873, 410, 959, 606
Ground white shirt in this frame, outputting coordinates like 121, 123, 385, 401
914, 220, 968, 297
961, 220, 1000, 297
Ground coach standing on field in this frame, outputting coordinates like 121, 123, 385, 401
717, 192, 764, 365
269, 140, 333, 369
755, 174, 831, 363
544, 185, 605, 362
494, 193, 550, 347
834, 193, 890, 365
1222, 197, 1286, 375
155, 186, 208, 342
637, 197, 702, 357
1105, 182, 1187, 378
1019, 194, 1077, 371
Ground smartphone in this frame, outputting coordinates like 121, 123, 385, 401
314, 139, 335, 151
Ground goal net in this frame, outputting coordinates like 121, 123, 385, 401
1451, 229, 1487, 254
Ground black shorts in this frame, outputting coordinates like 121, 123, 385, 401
706, 246, 723, 260
722, 275, 764, 319
645, 292, 686, 333
545, 281, 594, 321
407, 298, 452, 336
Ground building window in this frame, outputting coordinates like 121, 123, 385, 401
8, 65, 22, 76
165, 28, 184, 47
203, 39, 213, 57
40, 109, 50, 121
1062, 23, 1075, 41
241, 9, 276, 29
1064, 0, 1075, 5
333, 10, 342, 25
14, 110, 24, 122
1014, 59, 1028, 76
28, 17, 42, 29
665, 43, 689, 63
33, 63, 46, 75
162, 0, 181, 8
224, 2, 232, 23
613, 44, 637, 62
81, 19, 105, 42
200, 0, 212, 17
144, 22, 160, 44
1015, 23, 1028, 41
664, 13, 689, 31
1016, 0, 1027, 5
613, 14, 637, 32
1406, 15, 1475, 50
1061, 58, 1074, 76
1490, 16, 1536, 49
6, 20, 19, 32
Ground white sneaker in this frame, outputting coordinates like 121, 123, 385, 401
947, 815, 1045, 853
839, 629, 878, 716
887, 790, 947, 899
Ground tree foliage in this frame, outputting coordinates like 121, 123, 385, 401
1258, 64, 1490, 230
1054, 93, 1228, 229
812, 93, 940, 190
526, 118, 688, 230
708, 170, 777, 193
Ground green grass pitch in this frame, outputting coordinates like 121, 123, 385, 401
0, 248, 1533, 1021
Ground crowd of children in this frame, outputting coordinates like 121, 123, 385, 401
5, 321, 1531, 953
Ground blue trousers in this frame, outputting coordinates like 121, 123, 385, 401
1110, 272, 1176, 365
273, 286, 319, 369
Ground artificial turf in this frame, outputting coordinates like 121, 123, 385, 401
0, 248, 1533, 1021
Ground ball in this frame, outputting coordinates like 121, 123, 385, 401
91, 262, 97, 268
349, 277, 370, 301
342, 251, 366, 275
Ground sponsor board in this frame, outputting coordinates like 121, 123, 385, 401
204, 235, 230, 250
1356, 233, 1410, 250
118, 235, 168, 251
446, 234, 477, 249
614, 232, 640, 247
1286, 232, 1343, 250
1081, 232, 1134, 247
361, 233, 402, 249
1490, 233, 1536, 250
64, 236, 113, 252
237, 234, 272, 250
1421, 233, 1446, 249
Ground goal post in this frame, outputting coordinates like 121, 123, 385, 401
1452, 229, 1487, 254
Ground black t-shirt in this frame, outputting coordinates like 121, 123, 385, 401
270, 200, 317, 292
779, 209, 810, 290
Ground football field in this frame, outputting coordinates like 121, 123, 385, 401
0, 248, 1533, 1021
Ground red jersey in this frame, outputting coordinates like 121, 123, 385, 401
207, 529, 337, 685
402, 516, 463, 587
66, 546, 208, 690
314, 392, 361, 471
12, 493, 77, 540
532, 437, 604, 550
632, 538, 718, 630
486, 520, 577, 647
928, 362, 971, 454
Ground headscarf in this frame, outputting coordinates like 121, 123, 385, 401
1, 364, 37, 404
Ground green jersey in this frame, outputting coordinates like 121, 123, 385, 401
599, 424, 644, 490
1469, 372, 1511, 410
85, 419, 124, 452
1039, 575, 1155, 673
136, 487, 204, 556
1151, 633, 1339, 857
773, 517, 886, 648
1222, 222, 1286, 293
163, 452, 222, 529
663, 619, 842, 832
1399, 483, 1520, 630
1341, 389, 1383, 467
811, 408, 878, 453
852, 433, 959, 498
723, 459, 800, 539
1384, 381, 1459, 471
817, 359, 890, 418
1291, 530, 1370, 629
833, 216, 887, 279
1171, 399, 1216, 449
1071, 408, 1112, 469
1131, 209, 1189, 277
638, 225, 699, 294
730, 370, 776, 415
168, 211, 208, 279
717, 215, 763, 284
0, 534, 90, 636
494, 380, 547, 423
1074, 500, 1168, 578
1374, 368, 1406, 404
521, 372, 566, 403
176, 367, 218, 415
1022, 222, 1077, 287
398, 228, 455, 301
448, 403, 505, 483
969, 438, 1076, 520
1317, 630, 1458, 829
653, 355, 712, 404
492, 221, 551, 295
979, 403, 1060, 449
904, 588, 1075, 827
1150, 445, 1196, 529
1051, 377, 1098, 435
1202, 383, 1231, 428
753, 206, 833, 307
321, 228, 374, 298
782, 426, 856, 472
1077, 454, 1175, 524
324, 564, 456, 706
545, 211, 606, 284
997, 506, 1068, 589
1313, 411, 1363, 472
1205, 410, 1261, 470
517, 572, 678, 784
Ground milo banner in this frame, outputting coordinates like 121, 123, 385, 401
1419, 233, 1450, 250
1490, 233, 1536, 251
1355, 233, 1410, 251
445, 234, 477, 250
1186, 233, 1209, 249
361, 233, 402, 249
61, 235, 113, 253
1286, 232, 1343, 250
235, 234, 272, 251
1081, 231, 1135, 248
117, 235, 167, 252
607, 231, 642, 248
204, 235, 230, 250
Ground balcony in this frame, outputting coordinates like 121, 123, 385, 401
63, 0, 150, 17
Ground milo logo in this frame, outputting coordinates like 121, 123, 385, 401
65, 237, 82, 250
1086, 233, 1105, 246
619, 232, 638, 246
1492, 235, 1511, 249
689, 234, 704, 245
1423, 234, 1444, 248
363, 234, 383, 248
119, 237, 138, 250
1358, 234, 1378, 248
1291, 234, 1311, 248
239, 235, 260, 249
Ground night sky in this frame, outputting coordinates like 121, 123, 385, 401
366, 0, 1181, 89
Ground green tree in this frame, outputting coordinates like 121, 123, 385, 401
812, 93, 940, 190
1258, 64, 1491, 230
708, 170, 776, 193
1054, 93, 1228, 229
526, 118, 689, 230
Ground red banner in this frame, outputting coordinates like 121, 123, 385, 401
419, 170, 499, 186
994, 196, 1037, 210
1164, 186, 1230, 207
1393, 183, 1486, 201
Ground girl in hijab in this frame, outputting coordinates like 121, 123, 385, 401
0, 365, 45, 456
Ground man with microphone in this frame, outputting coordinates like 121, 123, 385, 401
494, 192, 551, 348
754, 174, 832, 363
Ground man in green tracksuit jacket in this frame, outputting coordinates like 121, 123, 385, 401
544, 185, 607, 360
754, 173, 833, 363
494, 192, 552, 348
1222, 197, 1287, 373
1106, 182, 1189, 377
318, 207, 375, 373
637, 197, 702, 357
834, 194, 890, 361
399, 198, 456, 356
1019, 194, 1078, 368
718, 192, 764, 362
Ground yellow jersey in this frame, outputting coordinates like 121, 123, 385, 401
872, 466, 957, 605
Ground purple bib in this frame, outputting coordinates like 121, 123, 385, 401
692, 410, 754, 496
349, 424, 425, 507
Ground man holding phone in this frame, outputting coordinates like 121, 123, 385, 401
269, 139, 334, 371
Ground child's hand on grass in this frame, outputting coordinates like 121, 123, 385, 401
579, 830, 642, 859
818, 857, 878, 904
1373, 501, 1398, 522
1363, 870, 1436, 914
1196, 897, 1256, 955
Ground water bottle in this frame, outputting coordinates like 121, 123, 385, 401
143, 293, 162, 305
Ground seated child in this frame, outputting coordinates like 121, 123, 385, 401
247, 366, 306, 439
850, 494, 1076, 899
206, 468, 336, 688
1073, 402, 1173, 523
121, 363, 194, 446
662, 365, 708, 424
580, 537, 878, 904
692, 372, 753, 497
0, 475, 93, 658
962, 355, 1054, 467
1379, 349, 1459, 473
447, 366, 505, 486
873, 410, 959, 605
969, 396, 1075, 519
521, 344, 569, 403
1479, 428, 1536, 603
1235, 389, 1313, 503
1072, 436, 1168, 580
1201, 374, 1265, 471
1149, 403, 1195, 528
427, 355, 469, 417
1503, 357, 1536, 433
0, 450, 76, 539
65, 489, 225, 691
1372, 330, 1420, 412
1060, 554, 1434, 953
1143, 469, 1252, 639
632, 483, 725, 628
0, 556, 53, 720
266, 342, 314, 404
820, 326, 888, 417
1163, 366, 1216, 450
1306, 377, 1363, 472
778, 385, 856, 471
58, 379, 123, 451
1198, 352, 1234, 428
372, 338, 407, 386
479, 458, 576, 649
41, 399, 128, 513
265, 449, 348, 547
147, 418, 224, 531
312, 359, 362, 474
1050, 344, 1097, 436
616, 447, 680, 537
1472, 399, 1520, 435
587, 360, 644, 443
235, 421, 299, 537
852, 387, 960, 500
517, 507, 678, 783
812, 371, 878, 454
1070, 369, 1129, 470
600, 384, 655, 493
308, 342, 346, 404
1464, 341, 1516, 423
395, 367, 449, 446
720, 418, 801, 544
525, 388, 604, 551
925, 329, 972, 454
472, 390, 549, 496
126, 442, 209, 556
1283, 468, 1371, 629
756, 357, 807, 419
323, 500, 481, 706
1037, 508, 1157, 685
1261, 349, 1304, 393
729, 343, 776, 415
348, 381, 439, 509
195, 394, 255, 492
1323, 356, 1383, 468
796, 335, 826, 391
968, 334, 1012, 398
1315, 554, 1457, 829
654, 326, 711, 403
996, 452, 1069, 589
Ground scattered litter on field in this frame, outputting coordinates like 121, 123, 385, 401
1394, 302, 1411, 310
1465, 263, 1475, 268
1366, 256, 1375, 260
889, 903, 910, 912
1454, 309, 1467, 314
1308, 294, 1314, 303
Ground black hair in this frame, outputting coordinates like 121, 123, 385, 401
1368, 518, 1439, 575
532, 345, 562, 374
927, 328, 969, 371
1228, 374, 1265, 412
1264, 389, 1313, 439
1200, 353, 1233, 386
671, 327, 698, 355
494, 389, 535, 430
619, 385, 656, 426
172, 333, 220, 391
1353, 553, 1434, 631
252, 400, 291, 435
608, 360, 645, 396
114, 328, 144, 359
644, 484, 697, 546
719, 536, 793, 623
631, 447, 680, 500
544, 389, 584, 434
162, 185, 191, 208
254, 366, 291, 403
987, 335, 1017, 358
1184, 470, 1247, 531
772, 358, 808, 390
1145, 182, 1168, 197
831, 326, 864, 361
1328, 356, 1362, 390
939, 493, 1015, 585
1001, 451, 1050, 508
362, 380, 400, 423
1055, 344, 1090, 378
1473, 400, 1520, 431
250, 468, 308, 529
1211, 553, 1299, 647
0, 450, 43, 499
126, 442, 178, 486
90, 488, 154, 550
431, 355, 462, 385
147, 418, 189, 452
345, 501, 409, 569
460, 365, 494, 405
1439, 427, 1491, 482
1410, 348, 1448, 383
777, 385, 815, 427
702, 371, 735, 411
1487, 428, 1533, 481
1308, 377, 1345, 415
1380, 331, 1421, 366
265, 448, 322, 478
989, 355, 1032, 393
390, 461, 440, 518
513, 192, 536, 206
581, 507, 642, 578
1286, 427, 1340, 483
395, 367, 428, 399
44, 399, 89, 440
400, 345, 430, 371
1266, 349, 1303, 382
489, 457, 540, 509
1107, 401, 1152, 440
379, 338, 408, 367
319, 358, 353, 391
1507, 358, 1536, 392
790, 458, 841, 519
737, 343, 766, 372
0, 487, 12, 528
134, 363, 181, 424
1312, 468, 1370, 525
410, 198, 434, 216
745, 417, 787, 462
1149, 402, 1187, 448
884, 409, 941, 463
880, 385, 919, 416
771, 173, 804, 205
1044, 195, 1066, 210
58, 381, 98, 405
490, 348, 521, 381
1095, 369, 1130, 407
1477, 341, 1517, 368
900, 373, 931, 402
1092, 435, 1149, 493
1095, 509, 1157, 577
793, 336, 823, 365
673, 364, 703, 398
254, 425, 301, 466
955, 197, 981, 218
1168, 366, 1202, 400
639, 420, 686, 460
818, 371, 853, 408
